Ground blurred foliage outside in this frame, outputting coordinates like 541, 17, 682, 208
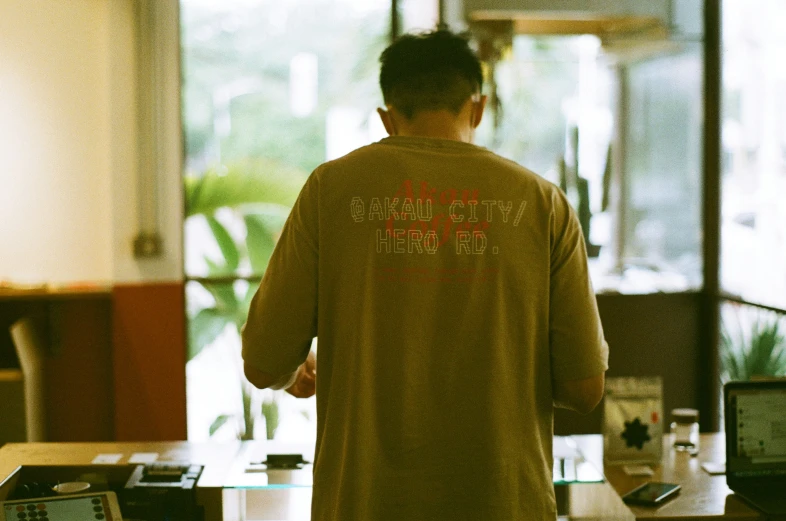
180, 3, 621, 441
182, 0, 387, 176
721, 302, 786, 383
184, 161, 305, 362
177, 0, 786, 442
479, 37, 591, 180
184, 161, 305, 440
181, 0, 388, 441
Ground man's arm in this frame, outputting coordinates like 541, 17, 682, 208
244, 362, 297, 391
240, 172, 319, 399
243, 350, 316, 398
549, 190, 609, 414
553, 373, 605, 414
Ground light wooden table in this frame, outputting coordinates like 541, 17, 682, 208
604, 433, 763, 520
0, 438, 630, 520
0, 434, 765, 520
228, 437, 634, 521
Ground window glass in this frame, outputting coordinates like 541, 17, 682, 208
181, 0, 389, 441
400, 0, 439, 34
721, 0, 786, 311
477, 36, 604, 184
615, 43, 704, 293
479, 34, 703, 294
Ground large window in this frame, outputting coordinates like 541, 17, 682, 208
478, 30, 704, 294
721, 0, 786, 312
180, 0, 719, 442
181, 0, 392, 441
181, 0, 441, 443
613, 43, 704, 293
718, 0, 786, 402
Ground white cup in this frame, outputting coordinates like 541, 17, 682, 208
52, 481, 91, 495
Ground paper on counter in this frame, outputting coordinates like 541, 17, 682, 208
622, 464, 654, 476
92, 453, 123, 464
129, 452, 159, 464
701, 462, 725, 475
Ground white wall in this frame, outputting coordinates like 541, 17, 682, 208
108, 0, 183, 284
0, 0, 112, 284
0, 0, 183, 285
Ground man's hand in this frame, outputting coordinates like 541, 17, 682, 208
286, 350, 316, 398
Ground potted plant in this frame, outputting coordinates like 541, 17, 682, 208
720, 305, 786, 383
184, 159, 306, 439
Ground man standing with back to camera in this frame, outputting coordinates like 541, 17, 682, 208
242, 29, 609, 520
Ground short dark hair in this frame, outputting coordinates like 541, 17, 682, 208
379, 30, 483, 119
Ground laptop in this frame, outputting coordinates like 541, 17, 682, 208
724, 380, 786, 515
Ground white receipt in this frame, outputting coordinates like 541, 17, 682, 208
623, 464, 655, 476
92, 453, 123, 464
129, 452, 159, 464
701, 462, 726, 475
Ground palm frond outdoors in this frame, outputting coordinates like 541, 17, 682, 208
721, 306, 786, 382
185, 159, 308, 440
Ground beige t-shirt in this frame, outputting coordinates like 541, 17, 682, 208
242, 136, 609, 521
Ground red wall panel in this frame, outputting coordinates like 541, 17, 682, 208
112, 283, 187, 441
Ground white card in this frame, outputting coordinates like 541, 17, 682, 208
623, 464, 655, 476
129, 452, 159, 464
92, 453, 123, 464
701, 462, 726, 475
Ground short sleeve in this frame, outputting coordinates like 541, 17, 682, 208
241, 172, 320, 376
549, 191, 609, 381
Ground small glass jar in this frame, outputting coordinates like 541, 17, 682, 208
671, 408, 700, 455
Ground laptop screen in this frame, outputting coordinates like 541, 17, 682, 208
725, 381, 786, 478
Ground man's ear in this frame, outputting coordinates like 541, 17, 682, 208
377, 107, 397, 136
470, 95, 488, 129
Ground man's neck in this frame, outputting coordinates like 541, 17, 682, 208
394, 111, 474, 143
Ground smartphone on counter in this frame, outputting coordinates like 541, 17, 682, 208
622, 482, 681, 506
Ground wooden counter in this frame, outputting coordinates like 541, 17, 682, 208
0, 434, 767, 520
605, 433, 762, 520
0, 438, 630, 520
0, 441, 242, 521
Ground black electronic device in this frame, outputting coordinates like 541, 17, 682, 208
122, 462, 204, 520
262, 454, 309, 470
621, 482, 681, 506
1, 491, 123, 521
0, 464, 206, 521
724, 380, 786, 515
125, 462, 202, 488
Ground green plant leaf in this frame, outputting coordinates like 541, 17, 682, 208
261, 398, 280, 441
209, 414, 233, 437
720, 319, 744, 382
240, 381, 256, 441
245, 213, 278, 274
237, 202, 291, 229
230, 283, 259, 332
188, 307, 230, 361
185, 159, 306, 217
747, 319, 785, 378
720, 310, 786, 382
206, 216, 240, 272
200, 281, 240, 317
242, 283, 257, 312
204, 256, 228, 277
